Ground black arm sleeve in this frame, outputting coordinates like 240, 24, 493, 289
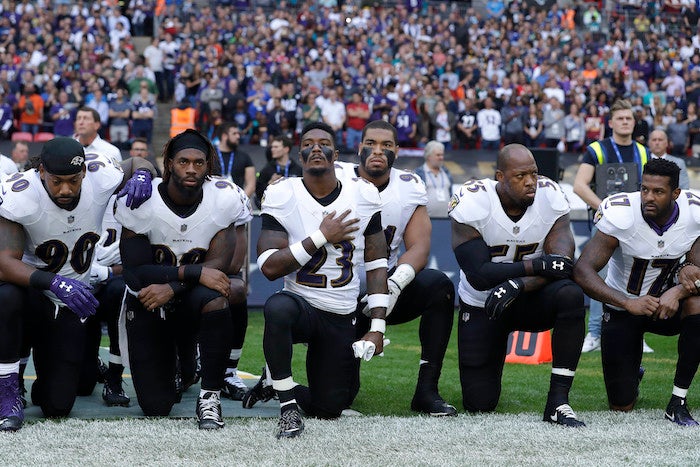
120, 235, 180, 290
454, 238, 527, 291
261, 213, 286, 232
363, 211, 383, 236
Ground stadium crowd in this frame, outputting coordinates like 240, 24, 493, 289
0, 1, 697, 156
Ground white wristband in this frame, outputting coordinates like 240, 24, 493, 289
370, 318, 386, 334
289, 241, 312, 266
257, 248, 279, 270
310, 230, 327, 249
365, 258, 388, 271
367, 293, 390, 309
390, 263, 416, 291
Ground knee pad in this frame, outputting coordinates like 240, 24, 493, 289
263, 293, 302, 327
553, 282, 585, 320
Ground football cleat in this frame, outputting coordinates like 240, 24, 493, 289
665, 397, 699, 427
196, 391, 225, 430
543, 402, 585, 427
0, 374, 24, 432
102, 379, 130, 407
96, 358, 109, 384
242, 367, 277, 409
276, 408, 304, 439
222, 370, 248, 401
411, 393, 458, 417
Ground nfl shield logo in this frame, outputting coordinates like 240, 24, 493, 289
181, 224, 187, 232
513, 226, 520, 234
67, 216, 74, 223
658, 240, 664, 248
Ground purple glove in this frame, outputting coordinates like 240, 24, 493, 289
117, 169, 152, 209
49, 275, 99, 319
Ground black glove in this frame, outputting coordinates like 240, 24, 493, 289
484, 278, 523, 320
531, 254, 574, 280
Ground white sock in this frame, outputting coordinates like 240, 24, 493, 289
673, 386, 689, 399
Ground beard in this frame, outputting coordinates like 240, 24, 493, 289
171, 170, 205, 196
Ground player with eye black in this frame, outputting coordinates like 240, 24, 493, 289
115, 129, 248, 430
0, 137, 155, 431
247, 122, 388, 439
574, 158, 700, 426
335, 120, 456, 416
450, 143, 586, 426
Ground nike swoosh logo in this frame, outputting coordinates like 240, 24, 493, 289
550, 413, 558, 422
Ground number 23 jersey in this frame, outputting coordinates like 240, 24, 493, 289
449, 177, 570, 307
262, 176, 382, 315
595, 191, 700, 301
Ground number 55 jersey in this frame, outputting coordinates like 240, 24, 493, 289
448, 176, 570, 307
261, 176, 382, 315
595, 191, 700, 303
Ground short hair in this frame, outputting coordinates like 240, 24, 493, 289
219, 121, 237, 135
610, 99, 633, 116
12, 141, 28, 151
272, 135, 293, 150
131, 137, 148, 148
423, 140, 444, 159
361, 120, 398, 144
643, 157, 680, 191
76, 106, 100, 123
300, 121, 336, 147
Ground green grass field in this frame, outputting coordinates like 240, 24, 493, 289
238, 310, 689, 417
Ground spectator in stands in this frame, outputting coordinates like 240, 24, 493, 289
222, 79, 245, 123
661, 67, 686, 100
0, 94, 13, 139
74, 107, 122, 163
667, 109, 690, 157
108, 88, 132, 149
456, 98, 479, 150
127, 65, 157, 99
0, 141, 29, 175
633, 106, 651, 145
129, 137, 161, 177
543, 97, 566, 149
130, 83, 156, 144
17, 83, 44, 135
320, 89, 345, 149
86, 85, 109, 138
255, 135, 302, 209
218, 122, 255, 198
564, 103, 585, 153
50, 91, 76, 137
582, 3, 602, 32
687, 102, 700, 157
501, 95, 526, 145
415, 140, 453, 218
477, 97, 501, 150
392, 97, 418, 147
584, 103, 605, 147
649, 128, 690, 189
143, 36, 165, 102
431, 100, 455, 150
199, 74, 224, 135
345, 91, 370, 152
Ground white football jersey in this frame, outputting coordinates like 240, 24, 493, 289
449, 177, 570, 306
596, 190, 700, 303
262, 176, 382, 315
335, 162, 427, 269
114, 176, 247, 266
93, 194, 122, 266
231, 182, 253, 227
0, 156, 122, 305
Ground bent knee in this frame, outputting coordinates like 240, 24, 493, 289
229, 280, 247, 305
202, 296, 229, 313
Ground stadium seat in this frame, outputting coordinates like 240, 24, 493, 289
11, 132, 33, 142
34, 132, 55, 143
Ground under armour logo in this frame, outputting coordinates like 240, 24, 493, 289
552, 261, 564, 270
494, 287, 507, 299
59, 281, 73, 293
136, 174, 147, 182
70, 156, 84, 166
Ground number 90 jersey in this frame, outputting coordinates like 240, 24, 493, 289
114, 176, 247, 266
335, 162, 427, 270
595, 191, 700, 301
262, 176, 382, 315
0, 157, 122, 305
449, 177, 570, 307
